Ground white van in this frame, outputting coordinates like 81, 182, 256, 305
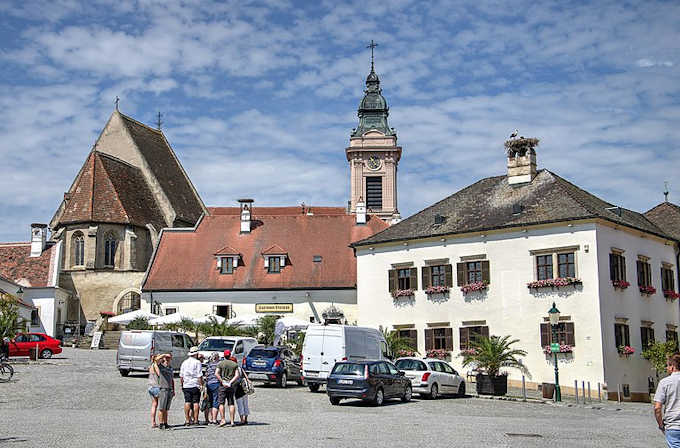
117, 330, 194, 376
197, 336, 258, 365
301, 324, 390, 391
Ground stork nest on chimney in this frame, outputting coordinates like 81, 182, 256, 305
505, 137, 539, 157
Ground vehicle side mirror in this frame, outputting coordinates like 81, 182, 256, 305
398, 371, 405, 376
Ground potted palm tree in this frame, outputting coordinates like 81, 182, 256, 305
381, 328, 419, 359
460, 335, 528, 396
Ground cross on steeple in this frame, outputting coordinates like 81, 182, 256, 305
156, 111, 163, 130
367, 40, 378, 70
664, 181, 670, 202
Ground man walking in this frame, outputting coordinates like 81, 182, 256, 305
180, 346, 203, 426
216, 349, 240, 427
655, 353, 680, 447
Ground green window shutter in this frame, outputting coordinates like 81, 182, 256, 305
540, 323, 550, 347
481, 260, 490, 284
425, 329, 434, 351
410, 268, 418, 290
422, 266, 431, 289
388, 269, 397, 293
457, 263, 466, 286
459, 327, 469, 350
609, 254, 615, 281
445, 327, 453, 351
636, 260, 643, 286
445, 264, 453, 287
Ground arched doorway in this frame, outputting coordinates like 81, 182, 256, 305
113, 289, 142, 315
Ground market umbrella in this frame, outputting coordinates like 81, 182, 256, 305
108, 309, 158, 325
149, 313, 193, 326
193, 314, 226, 324
226, 314, 259, 327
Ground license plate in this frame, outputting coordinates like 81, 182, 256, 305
338, 379, 353, 385
253, 361, 266, 366
305, 371, 318, 377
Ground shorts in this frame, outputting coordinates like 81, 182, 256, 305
148, 386, 160, 398
183, 387, 201, 404
207, 382, 220, 409
218, 385, 235, 406
158, 388, 173, 410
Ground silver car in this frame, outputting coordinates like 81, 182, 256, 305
395, 357, 465, 399
117, 330, 194, 376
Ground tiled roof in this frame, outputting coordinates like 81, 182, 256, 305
119, 114, 204, 225
645, 202, 680, 241
214, 245, 239, 255
143, 208, 388, 291
0, 243, 56, 288
209, 206, 348, 216
56, 151, 166, 231
262, 244, 287, 255
354, 170, 671, 246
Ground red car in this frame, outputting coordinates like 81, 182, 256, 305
9, 333, 62, 359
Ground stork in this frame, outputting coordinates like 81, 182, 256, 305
509, 129, 518, 139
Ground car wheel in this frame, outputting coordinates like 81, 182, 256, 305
373, 388, 384, 406
119, 369, 130, 377
329, 397, 341, 405
40, 349, 53, 359
308, 383, 320, 393
279, 371, 288, 388
429, 383, 439, 400
401, 384, 412, 402
457, 381, 466, 397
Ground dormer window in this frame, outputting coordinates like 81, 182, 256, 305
262, 244, 288, 274
268, 256, 281, 273
218, 256, 236, 274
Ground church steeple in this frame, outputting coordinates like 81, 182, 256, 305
352, 43, 394, 138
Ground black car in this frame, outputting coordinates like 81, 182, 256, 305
243, 345, 303, 387
326, 360, 412, 406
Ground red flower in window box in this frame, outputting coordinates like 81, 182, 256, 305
392, 288, 415, 298
639, 285, 656, 295
664, 290, 680, 300
527, 277, 582, 289
425, 285, 450, 295
426, 349, 449, 360
542, 344, 573, 355
612, 280, 630, 289
618, 345, 635, 356
460, 282, 488, 294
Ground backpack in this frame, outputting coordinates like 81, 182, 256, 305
240, 368, 255, 395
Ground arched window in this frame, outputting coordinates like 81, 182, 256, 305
117, 291, 141, 314
72, 232, 84, 267
104, 232, 118, 267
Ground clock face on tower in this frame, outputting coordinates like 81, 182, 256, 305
366, 156, 381, 170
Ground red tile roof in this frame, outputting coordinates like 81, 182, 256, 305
209, 206, 348, 216
214, 245, 239, 255
262, 244, 287, 255
0, 243, 56, 288
55, 151, 166, 231
143, 208, 388, 291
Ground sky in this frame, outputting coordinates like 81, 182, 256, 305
0, 0, 679, 242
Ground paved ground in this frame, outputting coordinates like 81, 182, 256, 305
0, 348, 665, 447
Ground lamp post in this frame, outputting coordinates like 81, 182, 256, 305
548, 302, 562, 402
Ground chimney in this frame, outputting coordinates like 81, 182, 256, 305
505, 137, 539, 185
356, 199, 366, 225
238, 199, 254, 233
30, 223, 48, 257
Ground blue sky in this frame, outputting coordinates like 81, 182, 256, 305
1, 0, 679, 242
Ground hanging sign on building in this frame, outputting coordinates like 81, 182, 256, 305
255, 303, 293, 313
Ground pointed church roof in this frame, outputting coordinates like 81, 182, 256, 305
57, 151, 166, 230
352, 63, 395, 137
116, 113, 205, 226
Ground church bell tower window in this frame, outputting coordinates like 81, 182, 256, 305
366, 177, 383, 209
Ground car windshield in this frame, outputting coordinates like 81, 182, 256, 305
395, 359, 427, 371
198, 339, 234, 351
331, 363, 365, 376
249, 349, 278, 358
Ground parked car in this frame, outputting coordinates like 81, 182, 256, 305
243, 345, 303, 387
302, 324, 390, 392
326, 360, 412, 406
394, 357, 466, 399
117, 330, 194, 376
197, 336, 258, 365
8, 333, 62, 359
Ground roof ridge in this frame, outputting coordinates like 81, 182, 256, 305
94, 150, 140, 170
545, 170, 601, 216
118, 111, 163, 135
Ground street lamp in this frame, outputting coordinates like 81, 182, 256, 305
548, 302, 562, 402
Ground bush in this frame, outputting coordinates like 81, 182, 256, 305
642, 341, 678, 375
126, 317, 150, 330
0, 292, 24, 340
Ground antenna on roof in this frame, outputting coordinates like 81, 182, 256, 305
156, 111, 163, 130
114, 96, 120, 111
664, 181, 669, 202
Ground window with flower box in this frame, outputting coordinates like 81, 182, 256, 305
540, 322, 575, 347
637, 258, 652, 289
614, 323, 630, 348
457, 260, 490, 286
459, 326, 489, 351
662, 266, 675, 292
534, 250, 577, 280
536, 255, 552, 280
557, 253, 575, 278
641, 326, 655, 351
421, 264, 453, 291
425, 327, 453, 351
610, 252, 626, 283
388, 267, 417, 296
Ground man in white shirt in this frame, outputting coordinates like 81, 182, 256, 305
655, 353, 680, 447
180, 346, 204, 425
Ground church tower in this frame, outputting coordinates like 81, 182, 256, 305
346, 45, 401, 221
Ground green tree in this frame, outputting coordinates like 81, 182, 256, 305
256, 315, 281, 345
291, 331, 306, 357
196, 318, 245, 337
642, 341, 677, 376
126, 317, 150, 330
380, 328, 418, 358
459, 335, 529, 378
0, 292, 23, 340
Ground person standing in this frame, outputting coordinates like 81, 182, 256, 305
148, 355, 162, 429
235, 364, 251, 425
203, 352, 221, 425
654, 353, 680, 447
157, 354, 175, 430
215, 349, 240, 427
180, 346, 203, 426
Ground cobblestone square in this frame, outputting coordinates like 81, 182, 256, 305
0, 348, 665, 447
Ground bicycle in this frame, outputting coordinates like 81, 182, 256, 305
0, 355, 14, 382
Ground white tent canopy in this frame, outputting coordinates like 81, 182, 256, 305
226, 314, 259, 327
193, 314, 226, 324
108, 309, 159, 325
149, 313, 193, 326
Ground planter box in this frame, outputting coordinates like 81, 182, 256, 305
475, 373, 508, 396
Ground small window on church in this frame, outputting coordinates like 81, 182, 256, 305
72, 232, 85, 267
104, 232, 118, 267
366, 176, 382, 209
